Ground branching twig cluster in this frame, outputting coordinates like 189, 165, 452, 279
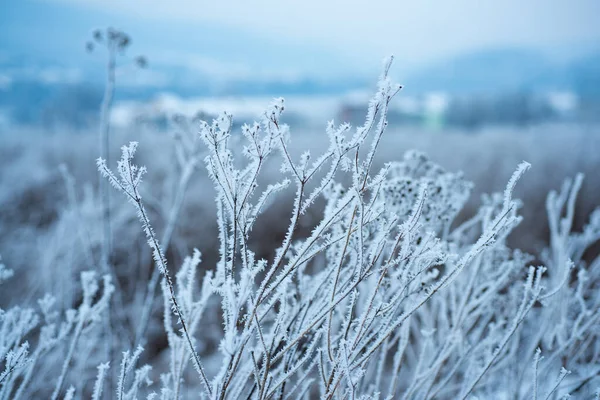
1, 57, 599, 399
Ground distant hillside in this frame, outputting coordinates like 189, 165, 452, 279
570, 51, 600, 100
404, 47, 600, 96
1, 41, 600, 128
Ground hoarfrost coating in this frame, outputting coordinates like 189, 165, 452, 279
1, 58, 599, 399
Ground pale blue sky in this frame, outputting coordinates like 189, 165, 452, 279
46, 0, 600, 64
1, 0, 599, 88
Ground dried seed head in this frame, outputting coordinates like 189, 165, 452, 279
118, 34, 130, 49
135, 55, 148, 68
93, 29, 103, 42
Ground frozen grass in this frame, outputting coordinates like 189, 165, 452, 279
1, 122, 598, 296
1, 62, 599, 398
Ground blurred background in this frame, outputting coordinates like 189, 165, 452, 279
1, 0, 599, 305
1, 0, 600, 130
1, 2, 600, 393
